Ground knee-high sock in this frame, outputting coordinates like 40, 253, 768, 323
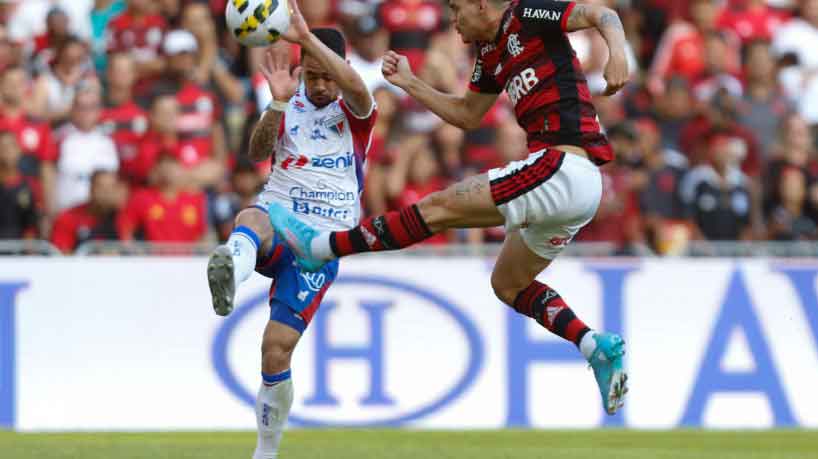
228, 226, 260, 288
512, 281, 596, 358
312, 204, 433, 260
253, 370, 293, 459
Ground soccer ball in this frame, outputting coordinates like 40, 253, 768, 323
226, 0, 291, 47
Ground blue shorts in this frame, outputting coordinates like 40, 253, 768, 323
255, 230, 340, 334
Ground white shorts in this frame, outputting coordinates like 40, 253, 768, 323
488, 149, 602, 260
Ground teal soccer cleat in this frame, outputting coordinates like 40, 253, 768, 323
588, 332, 628, 415
267, 202, 327, 272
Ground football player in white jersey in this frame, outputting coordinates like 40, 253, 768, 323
206, 1, 376, 457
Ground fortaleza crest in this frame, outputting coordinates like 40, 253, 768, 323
324, 113, 346, 136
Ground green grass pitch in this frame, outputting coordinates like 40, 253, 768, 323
2, 430, 817, 459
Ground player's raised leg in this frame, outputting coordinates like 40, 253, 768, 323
254, 319, 299, 459
208, 207, 273, 316
492, 231, 627, 415
268, 174, 504, 271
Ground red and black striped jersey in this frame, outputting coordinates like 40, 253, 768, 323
468, 0, 613, 165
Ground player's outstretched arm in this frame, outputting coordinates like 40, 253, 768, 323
565, 4, 629, 96
281, 0, 372, 117
382, 51, 498, 130
249, 43, 301, 162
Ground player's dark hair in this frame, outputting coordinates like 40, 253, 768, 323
301, 28, 346, 61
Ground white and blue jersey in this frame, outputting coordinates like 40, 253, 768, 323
253, 85, 376, 331
256, 84, 377, 231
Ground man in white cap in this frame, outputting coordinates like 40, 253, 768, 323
146, 29, 226, 189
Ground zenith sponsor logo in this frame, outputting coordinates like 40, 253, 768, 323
281, 152, 354, 170
521, 8, 561, 21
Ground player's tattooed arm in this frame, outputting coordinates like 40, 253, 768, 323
248, 109, 282, 162
565, 4, 629, 96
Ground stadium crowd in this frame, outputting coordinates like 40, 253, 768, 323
0, 0, 817, 255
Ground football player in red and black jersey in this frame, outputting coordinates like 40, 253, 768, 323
268, 0, 630, 415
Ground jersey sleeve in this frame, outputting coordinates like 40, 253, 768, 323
50, 210, 76, 253
515, 0, 576, 37
339, 99, 378, 161
468, 57, 502, 94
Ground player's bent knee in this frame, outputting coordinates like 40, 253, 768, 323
261, 339, 295, 374
261, 328, 298, 373
235, 208, 273, 239
490, 273, 521, 306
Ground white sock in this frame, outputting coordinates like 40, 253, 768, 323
579, 331, 598, 360
253, 375, 294, 459
310, 232, 335, 260
227, 228, 259, 289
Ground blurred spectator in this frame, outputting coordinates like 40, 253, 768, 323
691, 32, 743, 102
681, 132, 753, 241
737, 39, 792, 158
377, 0, 446, 74
146, 29, 226, 188
33, 36, 95, 123
30, 7, 72, 75
0, 66, 57, 213
0, 131, 38, 239
51, 169, 125, 253
717, 0, 789, 44
180, 2, 243, 104
679, 89, 762, 177
763, 113, 818, 214
90, 0, 127, 72
648, 0, 740, 94
773, 0, 818, 70
126, 94, 183, 186
636, 118, 692, 254
100, 52, 149, 176
211, 158, 264, 241
118, 152, 207, 242
346, 13, 391, 94
180, 2, 244, 150
652, 77, 696, 152
55, 85, 119, 211
766, 166, 818, 240
6, 0, 92, 45
107, 0, 167, 84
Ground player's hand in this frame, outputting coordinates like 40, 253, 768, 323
280, 0, 309, 44
602, 50, 629, 96
259, 41, 302, 102
382, 51, 414, 89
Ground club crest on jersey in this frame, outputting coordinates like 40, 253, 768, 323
521, 8, 562, 21
324, 113, 346, 136
508, 34, 524, 57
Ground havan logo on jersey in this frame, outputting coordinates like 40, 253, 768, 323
505, 68, 539, 106
521, 8, 562, 21
280, 152, 354, 170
